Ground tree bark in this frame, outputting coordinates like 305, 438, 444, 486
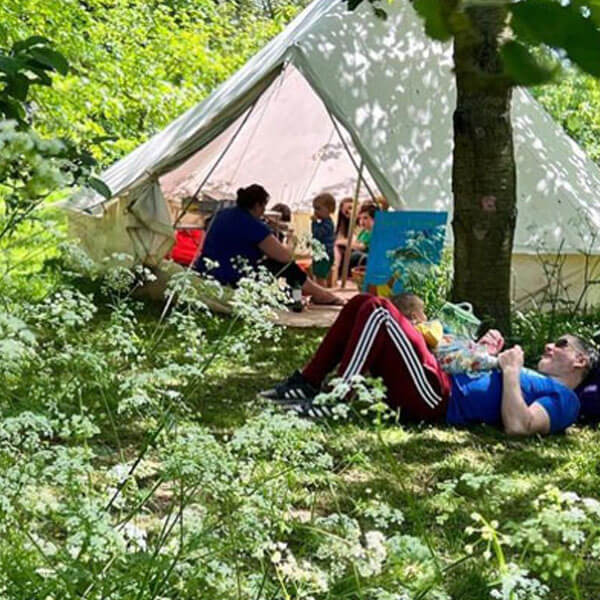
451, 6, 516, 333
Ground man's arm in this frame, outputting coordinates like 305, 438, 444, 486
499, 346, 551, 436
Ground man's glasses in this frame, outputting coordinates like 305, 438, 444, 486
554, 338, 573, 350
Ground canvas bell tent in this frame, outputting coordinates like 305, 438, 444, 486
64, 0, 600, 307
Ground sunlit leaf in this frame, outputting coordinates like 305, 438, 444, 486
12, 35, 52, 53
511, 0, 600, 78
413, 0, 453, 42
0, 98, 26, 121
501, 40, 560, 86
5, 73, 30, 101
88, 177, 112, 199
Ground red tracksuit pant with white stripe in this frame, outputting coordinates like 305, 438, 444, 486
302, 294, 451, 421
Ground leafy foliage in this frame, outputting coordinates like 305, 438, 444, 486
3, 244, 600, 598
2, 2, 600, 598
533, 69, 600, 166
0, 35, 68, 123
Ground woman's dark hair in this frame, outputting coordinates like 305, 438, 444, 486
236, 184, 269, 211
336, 197, 353, 237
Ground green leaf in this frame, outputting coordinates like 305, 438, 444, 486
28, 47, 69, 76
88, 177, 112, 199
28, 70, 53, 86
12, 35, 52, 54
373, 6, 388, 20
0, 55, 21, 75
0, 98, 26, 122
500, 40, 560, 86
346, 0, 363, 10
413, 0, 453, 42
5, 74, 30, 101
91, 135, 118, 144
511, 0, 600, 78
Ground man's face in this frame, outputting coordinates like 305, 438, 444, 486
537, 335, 588, 378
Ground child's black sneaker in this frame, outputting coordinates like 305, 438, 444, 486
259, 370, 318, 403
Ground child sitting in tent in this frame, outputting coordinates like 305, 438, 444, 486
334, 198, 378, 280
269, 202, 294, 244
348, 201, 377, 271
311, 193, 336, 286
356, 202, 376, 251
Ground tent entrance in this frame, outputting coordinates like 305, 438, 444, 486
159, 64, 381, 224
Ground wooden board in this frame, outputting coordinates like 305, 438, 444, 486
273, 286, 359, 328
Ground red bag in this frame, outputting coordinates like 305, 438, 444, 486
167, 229, 205, 266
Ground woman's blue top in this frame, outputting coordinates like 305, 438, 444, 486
194, 206, 271, 285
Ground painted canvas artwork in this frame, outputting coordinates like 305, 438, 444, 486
363, 211, 448, 297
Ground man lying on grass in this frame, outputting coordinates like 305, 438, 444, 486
262, 294, 598, 435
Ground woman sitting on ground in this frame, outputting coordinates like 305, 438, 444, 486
193, 184, 344, 305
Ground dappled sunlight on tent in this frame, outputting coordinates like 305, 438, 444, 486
160, 64, 381, 211
63, 0, 600, 308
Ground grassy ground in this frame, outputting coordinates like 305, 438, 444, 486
4, 282, 600, 598
161, 325, 600, 598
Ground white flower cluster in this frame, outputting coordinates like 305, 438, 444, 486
311, 236, 330, 262
315, 514, 388, 579
0, 313, 37, 377
313, 374, 391, 423
35, 288, 98, 333
359, 499, 405, 530
230, 261, 288, 342
491, 563, 549, 600
269, 541, 329, 597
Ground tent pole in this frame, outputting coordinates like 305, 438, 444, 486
326, 109, 377, 202
340, 159, 364, 289
173, 98, 260, 228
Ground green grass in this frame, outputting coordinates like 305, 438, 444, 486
162, 325, 600, 598
3, 283, 600, 598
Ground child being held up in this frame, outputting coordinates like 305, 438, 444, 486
270, 202, 293, 244
311, 193, 336, 286
391, 292, 504, 376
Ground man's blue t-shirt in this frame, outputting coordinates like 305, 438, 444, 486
447, 368, 580, 433
194, 206, 271, 285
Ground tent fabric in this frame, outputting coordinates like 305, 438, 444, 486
125, 180, 175, 266
160, 64, 380, 211
64, 0, 600, 260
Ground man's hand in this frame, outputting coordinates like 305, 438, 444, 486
498, 345, 524, 373
478, 329, 505, 355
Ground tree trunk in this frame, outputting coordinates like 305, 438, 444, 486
451, 6, 516, 333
